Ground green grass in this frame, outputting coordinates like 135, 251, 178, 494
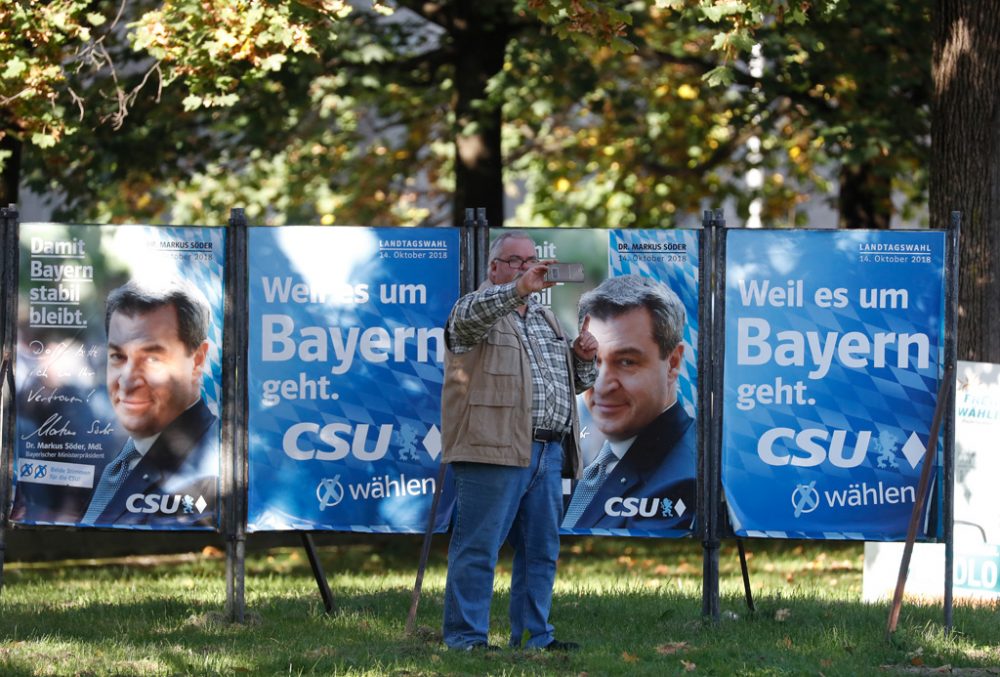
2, 537, 998, 675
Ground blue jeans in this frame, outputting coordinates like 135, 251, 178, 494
442, 440, 563, 649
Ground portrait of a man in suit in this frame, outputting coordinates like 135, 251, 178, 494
561, 274, 696, 531
81, 279, 219, 527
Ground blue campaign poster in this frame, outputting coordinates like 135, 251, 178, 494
246, 227, 459, 532
11, 224, 225, 530
513, 228, 700, 538
722, 229, 947, 540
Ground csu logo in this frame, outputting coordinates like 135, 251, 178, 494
126, 494, 208, 515
603, 496, 686, 519
758, 428, 872, 468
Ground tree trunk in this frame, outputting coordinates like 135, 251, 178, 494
932, 1, 1000, 362
450, 5, 509, 227
0, 134, 20, 206
838, 161, 893, 229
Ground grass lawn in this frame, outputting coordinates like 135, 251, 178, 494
1, 536, 998, 675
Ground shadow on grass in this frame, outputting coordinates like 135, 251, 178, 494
3, 537, 999, 675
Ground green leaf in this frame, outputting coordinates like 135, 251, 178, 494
260, 54, 287, 71
610, 36, 637, 54
607, 8, 634, 26
730, 29, 756, 52
182, 94, 204, 111
703, 65, 735, 87
210, 93, 240, 107
702, 1, 747, 22
31, 132, 57, 149
3, 57, 27, 78
86, 12, 106, 26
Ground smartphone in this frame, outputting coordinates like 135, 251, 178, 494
544, 262, 585, 283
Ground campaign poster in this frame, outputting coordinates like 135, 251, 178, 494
246, 227, 459, 532
508, 228, 699, 538
722, 229, 947, 540
10, 224, 225, 529
864, 361, 1000, 601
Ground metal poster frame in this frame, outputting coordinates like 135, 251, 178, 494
0, 204, 19, 590
713, 214, 961, 630
0, 204, 961, 638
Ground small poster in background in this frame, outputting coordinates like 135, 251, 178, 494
864, 361, 1000, 601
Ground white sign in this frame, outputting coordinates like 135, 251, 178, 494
863, 361, 1000, 601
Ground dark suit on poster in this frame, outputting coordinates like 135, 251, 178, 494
567, 404, 697, 531
89, 397, 220, 527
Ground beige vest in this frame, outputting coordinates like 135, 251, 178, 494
441, 296, 582, 479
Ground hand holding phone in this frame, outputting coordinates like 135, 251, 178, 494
544, 262, 585, 283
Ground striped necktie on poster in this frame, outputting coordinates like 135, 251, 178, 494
562, 441, 616, 529
81, 439, 140, 524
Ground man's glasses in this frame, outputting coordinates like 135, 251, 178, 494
494, 255, 539, 268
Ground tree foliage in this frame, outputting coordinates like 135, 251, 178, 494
5, 0, 930, 232
4, 1, 996, 360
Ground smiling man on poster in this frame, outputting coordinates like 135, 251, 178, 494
562, 274, 696, 532
80, 279, 219, 527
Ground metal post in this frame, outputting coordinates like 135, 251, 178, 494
475, 208, 489, 285
461, 208, 475, 293
224, 208, 249, 623
886, 364, 955, 638
700, 209, 723, 621
737, 539, 756, 612
405, 208, 478, 634
711, 208, 728, 621
302, 533, 335, 613
698, 209, 713, 618
942, 211, 961, 632
0, 206, 10, 590
405, 460, 448, 634
0, 204, 19, 592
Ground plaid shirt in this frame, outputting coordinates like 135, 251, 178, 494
448, 281, 597, 433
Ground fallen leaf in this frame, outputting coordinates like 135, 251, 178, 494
782, 637, 793, 649
911, 657, 925, 667
622, 651, 639, 663
201, 546, 224, 558
775, 608, 791, 622
656, 642, 689, 655
820, 658, 833, 668
681, 659, 697, 672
